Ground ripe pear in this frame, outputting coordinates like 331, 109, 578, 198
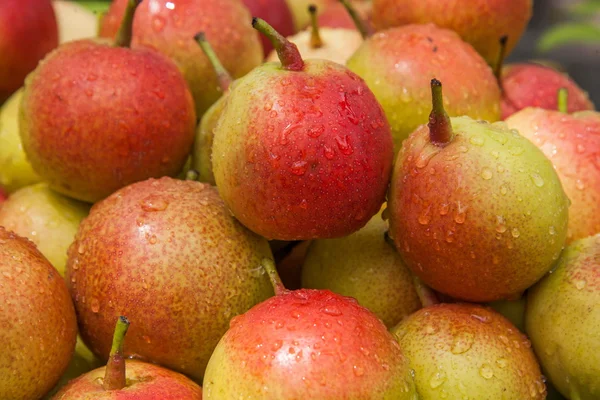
506, 107, 600, 242
0, 0, 58, 103
526, 234, 600, 399
203, 259, 418, 399
285, 0, 329, 30
266, 5, 363, 65
0, 227, 77, 400
488, 296, 526, 332
0, 88, 41, 193
66, 177, 274, 381
212, 18, 393, 240
0, 182, 90, 276
99, 0, 263, 117
371, 0, 533, 65
52, 316, 202, 399
387, 79, 569, 302
302, 206, 421, 328
347, 24, 500, 154
318, 0, 372, 30
20, 0, 197, 203
242, 0, 296, 56
392, 303, 546, 399
52, 0, 99, 44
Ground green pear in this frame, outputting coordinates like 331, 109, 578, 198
0, 88, 41, 192
526, 234, 600, 399
0, 182, 90, 276
488, 296, 526, 332
302, 206, 421, 327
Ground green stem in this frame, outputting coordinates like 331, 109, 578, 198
428, 79, 454, 146
185, 169, 199, 181
194, 32, 233, 92
339, 0, 371, 39
308, 5, 323, 49
494, 35, 509, 87
252, 17, 305, 71
114, 0, 141, 47
261, 258, 287, 296
103, 316, 130, 391
557, 87, 568, 113
412, 275, 439, 308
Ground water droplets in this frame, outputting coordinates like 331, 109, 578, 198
321, 306, 342, 316
418, 204, 432, 225
469, 136, 485, 146
453, 201, 467, 224
335, 136, 354, 155
353, 365, 365, 377
140, 197, 169, 212
152, 16, 166, 32
495, 215, 507, 233
429, 370, 447, 388
90, 298, 100, 313
323, 146, 335, 160
290, 161, 308, 176
451, 332, 474, 354
479, 363, 494, 379
573, 278, 587, 290
576, 180, 586, 190
511, 228, 520, 238
481, 168, 493, 180
529, 173, 545, 187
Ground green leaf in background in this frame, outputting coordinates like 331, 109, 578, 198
538, 22, 600, 52
72, 0, 112, 14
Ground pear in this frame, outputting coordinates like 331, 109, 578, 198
0, 182, 90, 275
392, 303, 546, 399
302, 206, 421, 328
0, 88, 41, 192
387, 79, 569, 302
0, 227, 77, 399
52, 0, 99, 44
526, 233, 600, 399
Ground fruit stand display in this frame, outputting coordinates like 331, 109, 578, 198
0, 0, 598, 399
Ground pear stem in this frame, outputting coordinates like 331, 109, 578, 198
115, 0, 141, 47
412, 275, 439, 308
103, 316, 130, 391
339, 0, 371, 39
494, 35, 509, 87
261, 258, 287, 296
194, 32, 232, 93
557, 87, 568, 113
428, 79, 454, 146
252, 17, 304, 71
308, 5, 323, 49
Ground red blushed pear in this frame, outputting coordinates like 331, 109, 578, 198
318, 0, 372, 31
212, 18, 393, 241
346, 23, 501, 155
202, 258, 418, 399
0, 0, 58, 103
371, 0, 533, 66
99, 0, 263, 117
19, 0, 196, 203
242, 0, 296, 57
505, 91, 600, 243
387, 79, 569, 302
52, 316, 202, 399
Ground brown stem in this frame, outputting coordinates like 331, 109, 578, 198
103, 316, 130, 391
308, 5, 323, 49
194, 32, 232, 92
114, 0, 141, 47
252, 17, 305, 71
428, 79, 454, 146
494, 35, 509, 88
339, 0, 371, 39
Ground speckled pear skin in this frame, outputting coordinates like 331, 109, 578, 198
203, 289, 418, 399
0, 227, 77, 400
65, 177, 275, 382
302, 207, 421, 328
501, 63, 595, 119
391, 303, 546, 400
526, 234, 600, 400
346, 24, 500, 154
371, 0, 532, 65
99, 0, 263, 117
51, 359, 202, 399
0, 182, 90, 276
388, 117, 569, 302
212, 59, 393, 241
506, 109, 600, 243
19, 39, 197, 203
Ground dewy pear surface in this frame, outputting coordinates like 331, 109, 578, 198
388, 117, 569, 302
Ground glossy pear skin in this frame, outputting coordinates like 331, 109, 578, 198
302, 207, 421, 327
388, 117, 569, 302
212, 60, 393, 240
347, 24, 500, 154
526, 234, 600, 399
99, 0, 263, 117
501, 63, 595, 119
203, 289, 418, 399
0, 227, 77, 400
66, 177, 274, 381
0, 182, 90, 276
392, 303, 546, 399
371, 0, 532, 65
506, 109, 600, 243
51, 360, 202, 399
0, 88, 41, 192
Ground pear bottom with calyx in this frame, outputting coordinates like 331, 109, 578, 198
392, 303, 546, 399
302, 206, 421, 328
526, 234, 600, 399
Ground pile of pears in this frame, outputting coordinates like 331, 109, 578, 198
0, 0, 599, 399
